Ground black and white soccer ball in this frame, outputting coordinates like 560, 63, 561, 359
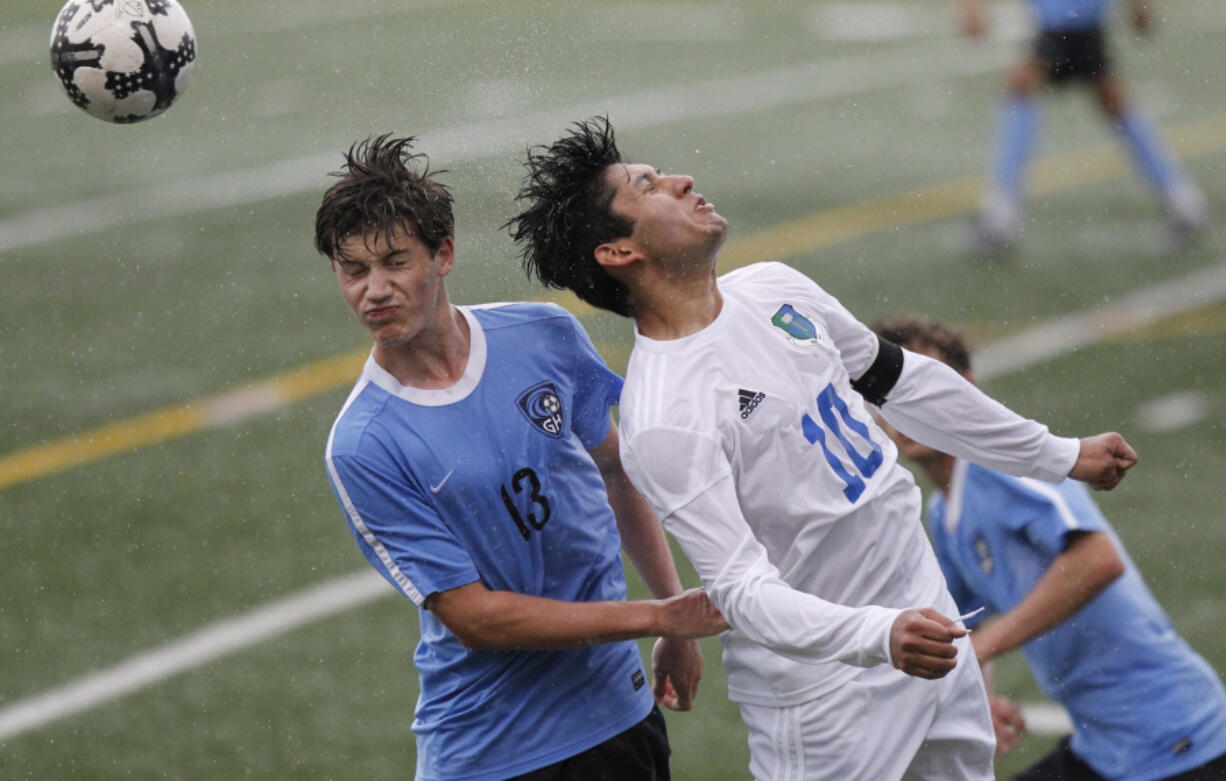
50, 0, 198, 123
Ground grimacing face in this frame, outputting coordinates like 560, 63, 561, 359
603, 162, 728, 264
332, 223, 454, 348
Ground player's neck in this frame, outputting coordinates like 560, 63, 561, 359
373, 304, 471, 390
631, 262, 723, 340
918, 452, 957, 494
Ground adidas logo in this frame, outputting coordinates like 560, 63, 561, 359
738, 388, 766, 419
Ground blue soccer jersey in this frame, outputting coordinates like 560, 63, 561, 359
325, 303, 653, 781
928, 460, 1226, 780
1031, 0, 1111, 30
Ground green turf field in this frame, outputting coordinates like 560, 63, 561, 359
2, 0, 1224, 777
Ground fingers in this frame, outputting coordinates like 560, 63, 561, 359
919, 607, 968, 638
653, 675, 693, 712
1074, 433, 1138, 491
892, 608, 969, 679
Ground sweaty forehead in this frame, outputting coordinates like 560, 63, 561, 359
336, 223, 418, 261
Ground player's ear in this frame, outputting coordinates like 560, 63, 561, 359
434, 237, 455, 276
594, 238, 643, 271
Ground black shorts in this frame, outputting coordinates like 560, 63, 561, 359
1013, 735, 1226, 781
508, 705, 671, 781
1034, 27, 1112, 84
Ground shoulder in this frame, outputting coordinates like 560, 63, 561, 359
721, 261, 817, 293
720, 262, 845, 317
467, 300, 577, 333
326, 380, 397, 463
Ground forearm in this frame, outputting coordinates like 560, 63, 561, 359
667, 476, 899, 667
593, 421, 685, 599
880, 351, 1079, 482
975, 532, 1124, 660
608, 467, 685, 599
431, 585, 665, 650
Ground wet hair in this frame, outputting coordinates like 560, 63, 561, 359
314, 134, 454, 261
871, 315, 973, 373
505, 116, 635, 317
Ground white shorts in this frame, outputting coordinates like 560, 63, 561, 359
737, 638, 995, 781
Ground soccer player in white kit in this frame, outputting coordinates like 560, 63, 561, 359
507, 117, 1138, 780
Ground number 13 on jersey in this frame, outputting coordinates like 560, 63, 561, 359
800, 384, 883, 502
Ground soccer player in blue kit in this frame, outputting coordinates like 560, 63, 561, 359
955, 0, 1207, 249
313, 134, 727, 781
876, 315, 1226, 780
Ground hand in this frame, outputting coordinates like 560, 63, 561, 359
651, 637, 704, 711
658, 588, 729, 640
890, 608, 966, 679
1069, 433, 1137, 490
989, 695, 1027, 758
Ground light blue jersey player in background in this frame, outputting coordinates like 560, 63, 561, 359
953, 0, 1207, 250
877, 315, 1226, 781
313, 134, 726, 781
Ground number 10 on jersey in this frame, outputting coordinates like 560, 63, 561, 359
800, 384, 883, 502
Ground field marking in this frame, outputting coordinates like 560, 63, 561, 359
0, 571, 390, 742
1134, 390, 1212, 434
3, 112, 1225, 492
1, 39, 1012, 256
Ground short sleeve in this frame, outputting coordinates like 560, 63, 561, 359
621, 427, 733, 519
1009, 478, 1109, 557
327, 452, 480, 606
556, 314, 624, 448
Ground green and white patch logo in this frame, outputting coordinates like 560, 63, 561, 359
771, 304, 823, 347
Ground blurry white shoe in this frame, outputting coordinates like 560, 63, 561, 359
1165, 180, 1208, 249
970, 192, 1021, 254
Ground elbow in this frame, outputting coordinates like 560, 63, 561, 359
1099, 555, 1126, 588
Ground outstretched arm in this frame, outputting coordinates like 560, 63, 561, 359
427, 581, 725, 651
590, 421, 708, 711
972, 530, 1125, 664
877, 349, 1136, 489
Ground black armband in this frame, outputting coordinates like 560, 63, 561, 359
850, 336, 904, 407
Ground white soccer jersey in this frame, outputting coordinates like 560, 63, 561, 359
619, 262, 1078, 706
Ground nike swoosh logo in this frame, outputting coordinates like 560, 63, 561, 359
430, 466, 456, 494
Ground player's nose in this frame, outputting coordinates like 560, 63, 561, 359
666, 174, 694, 196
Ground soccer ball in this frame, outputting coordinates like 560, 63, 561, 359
50, 0, 198, 123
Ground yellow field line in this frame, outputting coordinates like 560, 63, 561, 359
2, 114, 1223, 493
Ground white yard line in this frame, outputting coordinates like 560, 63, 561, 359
0, 571, 391, 742
4, 260, 1224, 741
975, 262, 1226, 380
0, 40, 1009, 255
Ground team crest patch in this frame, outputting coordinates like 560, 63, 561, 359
771, 304, 823, 347
973, 533, 995, 575
517, 381, 564, 438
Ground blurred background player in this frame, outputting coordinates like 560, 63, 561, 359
508, 116, 1139, 780
876, 314, 1226, 780
315, 134, 726, 781
956, 0, 1208, 250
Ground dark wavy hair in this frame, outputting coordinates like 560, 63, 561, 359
872, 315, 973, 374
505, 117, 635, 317
314, 134, 454, 261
